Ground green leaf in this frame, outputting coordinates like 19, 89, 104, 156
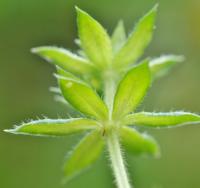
120, 126, 160, 157
31, 46, 95, 75
111, 20, 126, 54
57, 65, 101, 92
59, 77, 108, 120
76, 7, 113, 69
113, 5, 157, 68
150, 55, 184, 79
112, 61, 151, 120
56, 67, 79, 80
4, 118, 98, 136
64, 130, 104, 181
124, 112, 200, 128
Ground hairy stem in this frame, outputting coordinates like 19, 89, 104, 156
104, 71, 132, 188
107, 131, 131, 188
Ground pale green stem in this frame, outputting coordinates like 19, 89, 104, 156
107, 131, 131, 188
104, 71, 132, 188
104, 73, 116, 119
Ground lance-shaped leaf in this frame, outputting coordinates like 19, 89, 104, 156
64, 130, 104, 181
111, 20, 126, 54
31, 46, 94, 75
59, 77, 108, 120
56, 67, 81, 81
112, 62, 151, 120
113, 5, 157, 68
57, 66, 101, 92
124, 112, 200, 128
150, 55, 184, 79
120, 126, 160, 156
4, 118, 98, 136
76, 7, 112, 68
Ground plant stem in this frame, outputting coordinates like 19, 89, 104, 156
107, 131, 132, 188
104, 71, 116, 119
104, 71, 132, 188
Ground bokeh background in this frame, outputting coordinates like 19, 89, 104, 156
1, 0, 200, 187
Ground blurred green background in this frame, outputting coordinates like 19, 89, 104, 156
1, 0, 200, 187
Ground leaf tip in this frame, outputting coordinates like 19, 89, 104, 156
61, 175, 72, 185
145, 3, 159, 22
30, 47, 39, 54
75, 6, 90, 27
152, 142, 161, 158
174, 55, 185, 62
118, 19, 124, 26
30, 46, 47, 55
154, 149, 161, 159
75, 6, 86, 17
75, 5, 80, 12
4, 128, 17, 134
152, 3, 159, 12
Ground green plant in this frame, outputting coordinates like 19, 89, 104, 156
5, 5, 200, 188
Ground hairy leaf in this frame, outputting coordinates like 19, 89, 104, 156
112, 62, 151, 120
111, 20, 126, 54
4, 118, 98, 136
114, 5, 157, 68
59, 77, 108, 120
56, 67, 80, 80
150, 55, 184, 79
31, 46, 94, 75
120, 126, 160, 156
57, 65, 101, 92
64, 130, 104, 181
124, 112, 200, 128
76, 7, 112, 69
